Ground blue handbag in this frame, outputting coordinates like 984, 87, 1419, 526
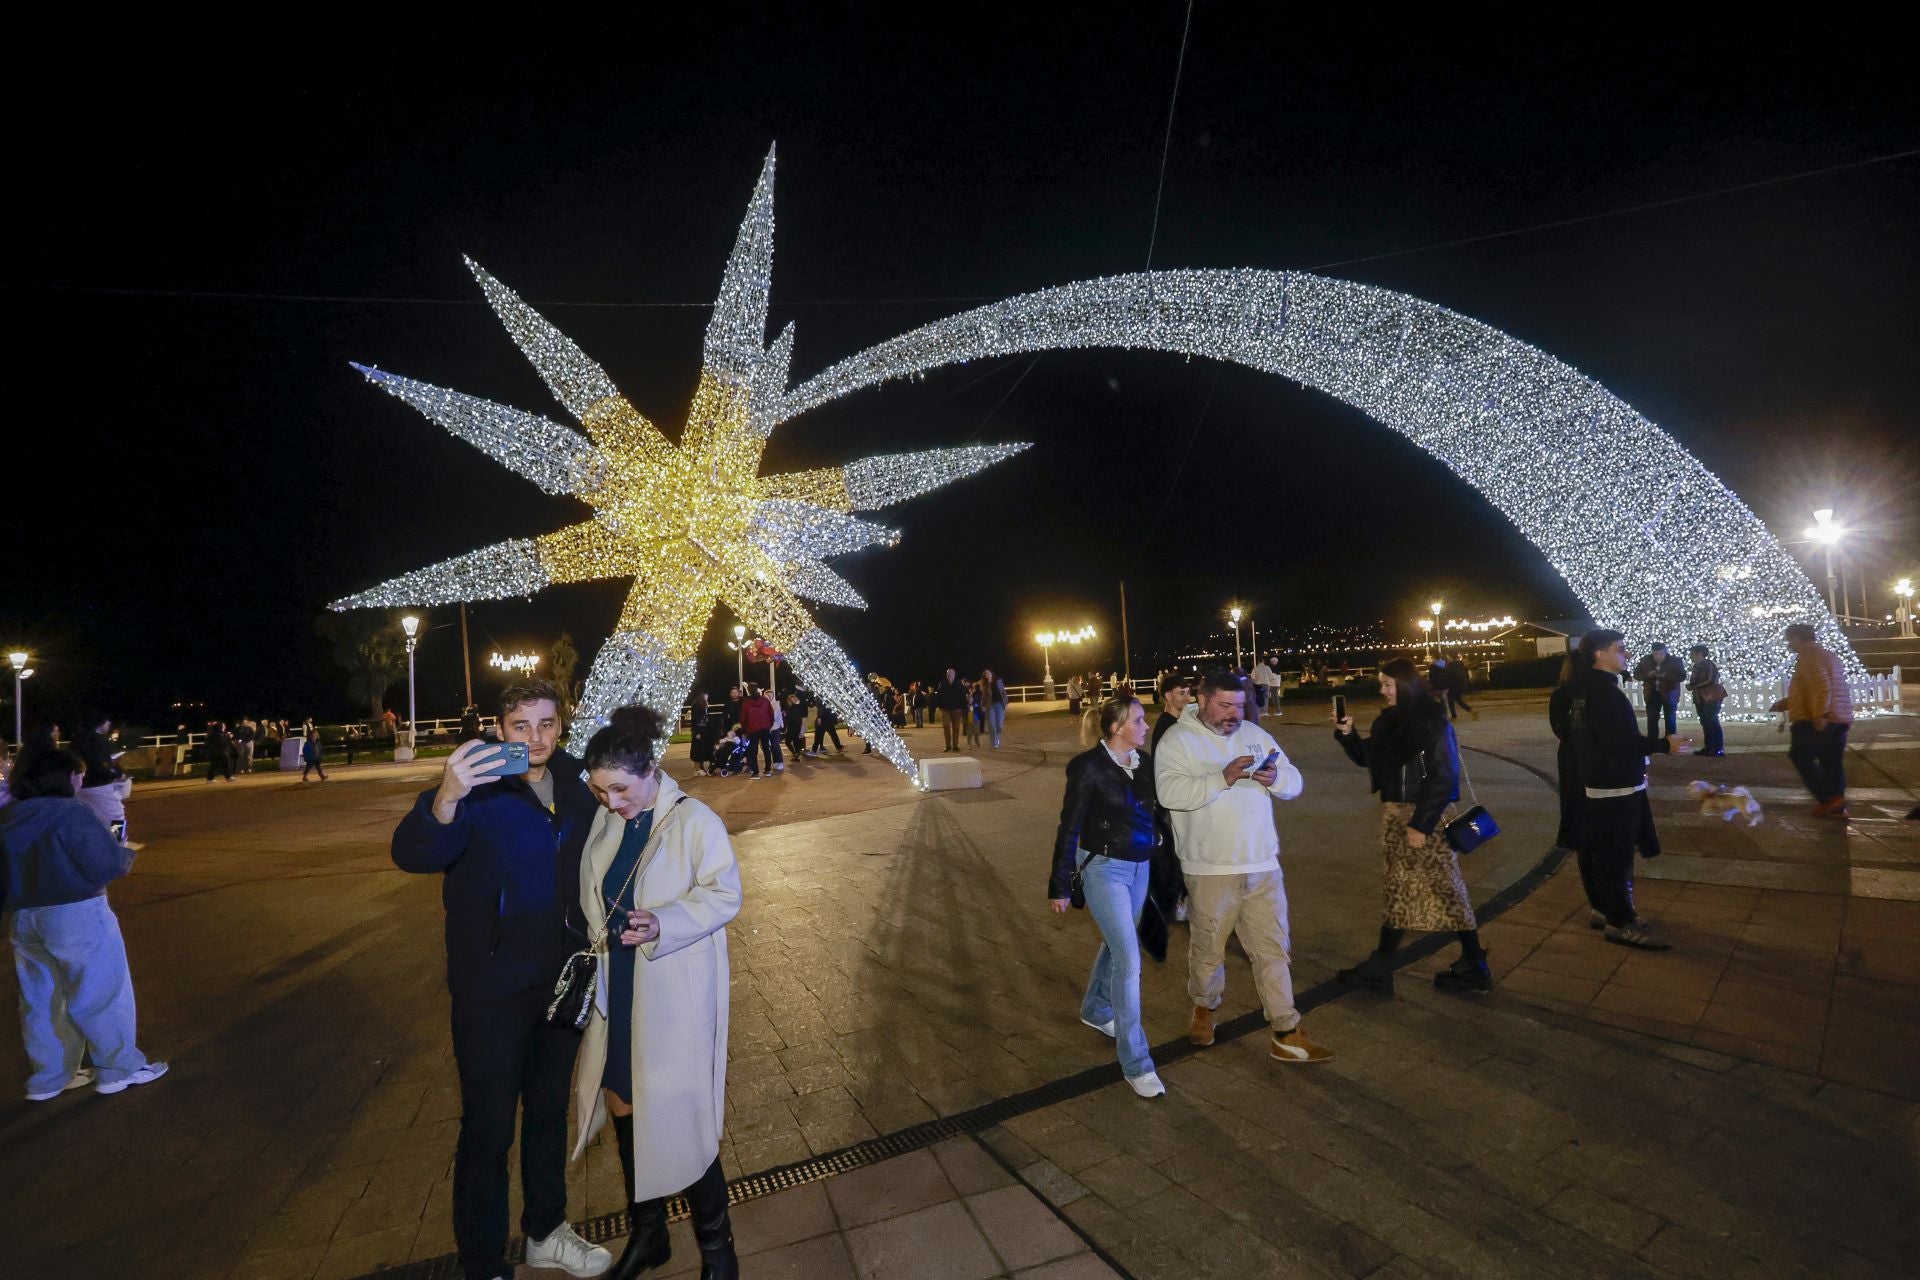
1443, 756, 1500, 854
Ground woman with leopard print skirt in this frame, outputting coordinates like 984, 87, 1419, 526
1331, 657, 1491, 994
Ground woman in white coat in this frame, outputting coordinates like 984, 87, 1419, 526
572, 706, 743, 1280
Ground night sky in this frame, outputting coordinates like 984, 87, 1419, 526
9, 11, 1918, 729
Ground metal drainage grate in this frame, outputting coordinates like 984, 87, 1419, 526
361, 762, 1565, 1280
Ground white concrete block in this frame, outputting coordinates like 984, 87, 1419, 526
918, 755, 983, 791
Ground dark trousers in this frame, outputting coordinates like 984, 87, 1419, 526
1694, 697, 1725, 754
1577, 792, 1651, 927
784, 722, 805, 756
1646, 688, 1679, 738
941, 708, 964, 751
746, 729, 775, 774
1788, 721, 1850, 803
811, 722, 843, 751
1445, 689, 1473, 718
1554, 746, 1585, 851
450, 985, 579, 1280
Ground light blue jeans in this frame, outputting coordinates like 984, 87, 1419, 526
1079, 854, 1154, 1080
9, 896, 150, 1093
988, 703, 1007, 748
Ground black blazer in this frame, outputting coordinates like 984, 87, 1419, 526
1335, 708, 1461, 835
1048, 744, 1159, 899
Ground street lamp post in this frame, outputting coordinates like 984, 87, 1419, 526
1229, 607, 1243, 670
731, 624, 747, 687
397, 616, 420, 763
1417, 617, 1434, 659
1896, 578, 1916, 639
1035, 632, 1056, 694
8, 651, 30, 752
1806, 509, 1843, 618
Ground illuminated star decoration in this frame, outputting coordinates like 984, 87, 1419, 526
331, 147, 1028, 777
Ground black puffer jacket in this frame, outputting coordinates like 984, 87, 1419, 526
1049, 744, 1159, 899
1335, 706, 1460, 835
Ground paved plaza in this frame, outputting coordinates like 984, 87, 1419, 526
3, 695, 1916, 1279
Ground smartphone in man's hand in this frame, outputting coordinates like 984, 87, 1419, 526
468, 740, 530, 776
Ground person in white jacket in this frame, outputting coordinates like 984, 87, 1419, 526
1154, 670, 1333, 1064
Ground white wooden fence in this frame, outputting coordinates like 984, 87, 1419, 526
1624, 666, 1904, 721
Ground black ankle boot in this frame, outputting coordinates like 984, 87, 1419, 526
1433, 952, 1492, 994
609, 1199, 670, 1279
1335, 949, 1396, 994
686, 1156, 738, 1280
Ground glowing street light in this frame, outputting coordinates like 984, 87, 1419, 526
1228, 606, 1244, 669
1805, 509, 1844, 618
8, 651, 30, 751
728, 623, 749, 686
1416, 616, 1435, 659
397, 615, 421, 763
1034, 625, 1095, 696
1896, 577, 1916, 639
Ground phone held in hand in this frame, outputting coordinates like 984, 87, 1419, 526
1246, 748, 1278, 777
470, 740, 531, 776
1332, 694, 1348, 723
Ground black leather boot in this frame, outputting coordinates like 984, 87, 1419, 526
686, 1156, 738, 1280
1334, 949, 1396, 994
608, 1114, 671, 1278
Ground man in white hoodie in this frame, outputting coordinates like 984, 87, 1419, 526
1154, 671, 1332, 1064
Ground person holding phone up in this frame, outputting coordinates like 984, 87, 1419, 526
1332, 658, 1490, 994
391, 679, 611, 1280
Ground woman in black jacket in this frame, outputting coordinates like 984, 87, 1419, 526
1332, 658, 1490, 994
1048, 694, 1167, 1098
1547, 648, 1592, 860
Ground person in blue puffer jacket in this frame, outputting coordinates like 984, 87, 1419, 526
2, 746, 167, 1101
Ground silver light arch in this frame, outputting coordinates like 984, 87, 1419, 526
778, 268, 1857, 686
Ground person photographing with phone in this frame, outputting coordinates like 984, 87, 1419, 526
1331, 659, 1490, 994
1154, 670, 1333, 1065
391, 679, 611, 1280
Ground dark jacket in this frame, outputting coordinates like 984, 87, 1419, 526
936, 677, 968, 711
1049, 744, 1159, 899
1, 797, 135, 910
77, 729, 126, 788
1687, 658, 1722, 698
391, 747, 597, 1000
1569, 669, 1671, 791
1150, 711, 1180, 754
1634, 653, 1687, 696
1335, 707, 1461, 835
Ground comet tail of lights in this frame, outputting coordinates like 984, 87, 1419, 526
1045, 625, 1097, 645
489, 652, 543, 675
333, 151, 1870, 764
1441, 616, 1519, 633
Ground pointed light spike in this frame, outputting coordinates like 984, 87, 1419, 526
464, 258, 620, 422
330, 538, 550, 611
842, 443, 1033, 510
351, 364, 606, 498
746, 321, 796, 439
702, 147, 777, 387
783, 559, 868, 610
749, 499, 899, 561
571, 629, 699, 744
783, 627, 917, 779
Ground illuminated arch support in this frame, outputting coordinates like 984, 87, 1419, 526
780, 269, 1858, 685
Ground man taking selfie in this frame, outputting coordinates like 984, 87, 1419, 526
392, 679, 610, 1280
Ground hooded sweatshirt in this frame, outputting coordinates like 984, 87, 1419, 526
1153, 704, 1303, 874
0, 796, 136, 910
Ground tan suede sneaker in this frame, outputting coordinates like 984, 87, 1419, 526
1270, 1024, 1333, 1064
1188, 1005, 1215, 1047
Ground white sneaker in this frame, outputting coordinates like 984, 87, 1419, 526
1080, 1015, 1116, 1038
774, 762, 785, 772
1127, 1070, 1167, 1098
524, 1221, 612, 1277
27, 1067, 96, 1101
96, 1061, 169, 1094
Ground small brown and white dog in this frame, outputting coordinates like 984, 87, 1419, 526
1688, 780, 1763, 827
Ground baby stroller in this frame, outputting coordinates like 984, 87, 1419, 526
712, 728, 750, 777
